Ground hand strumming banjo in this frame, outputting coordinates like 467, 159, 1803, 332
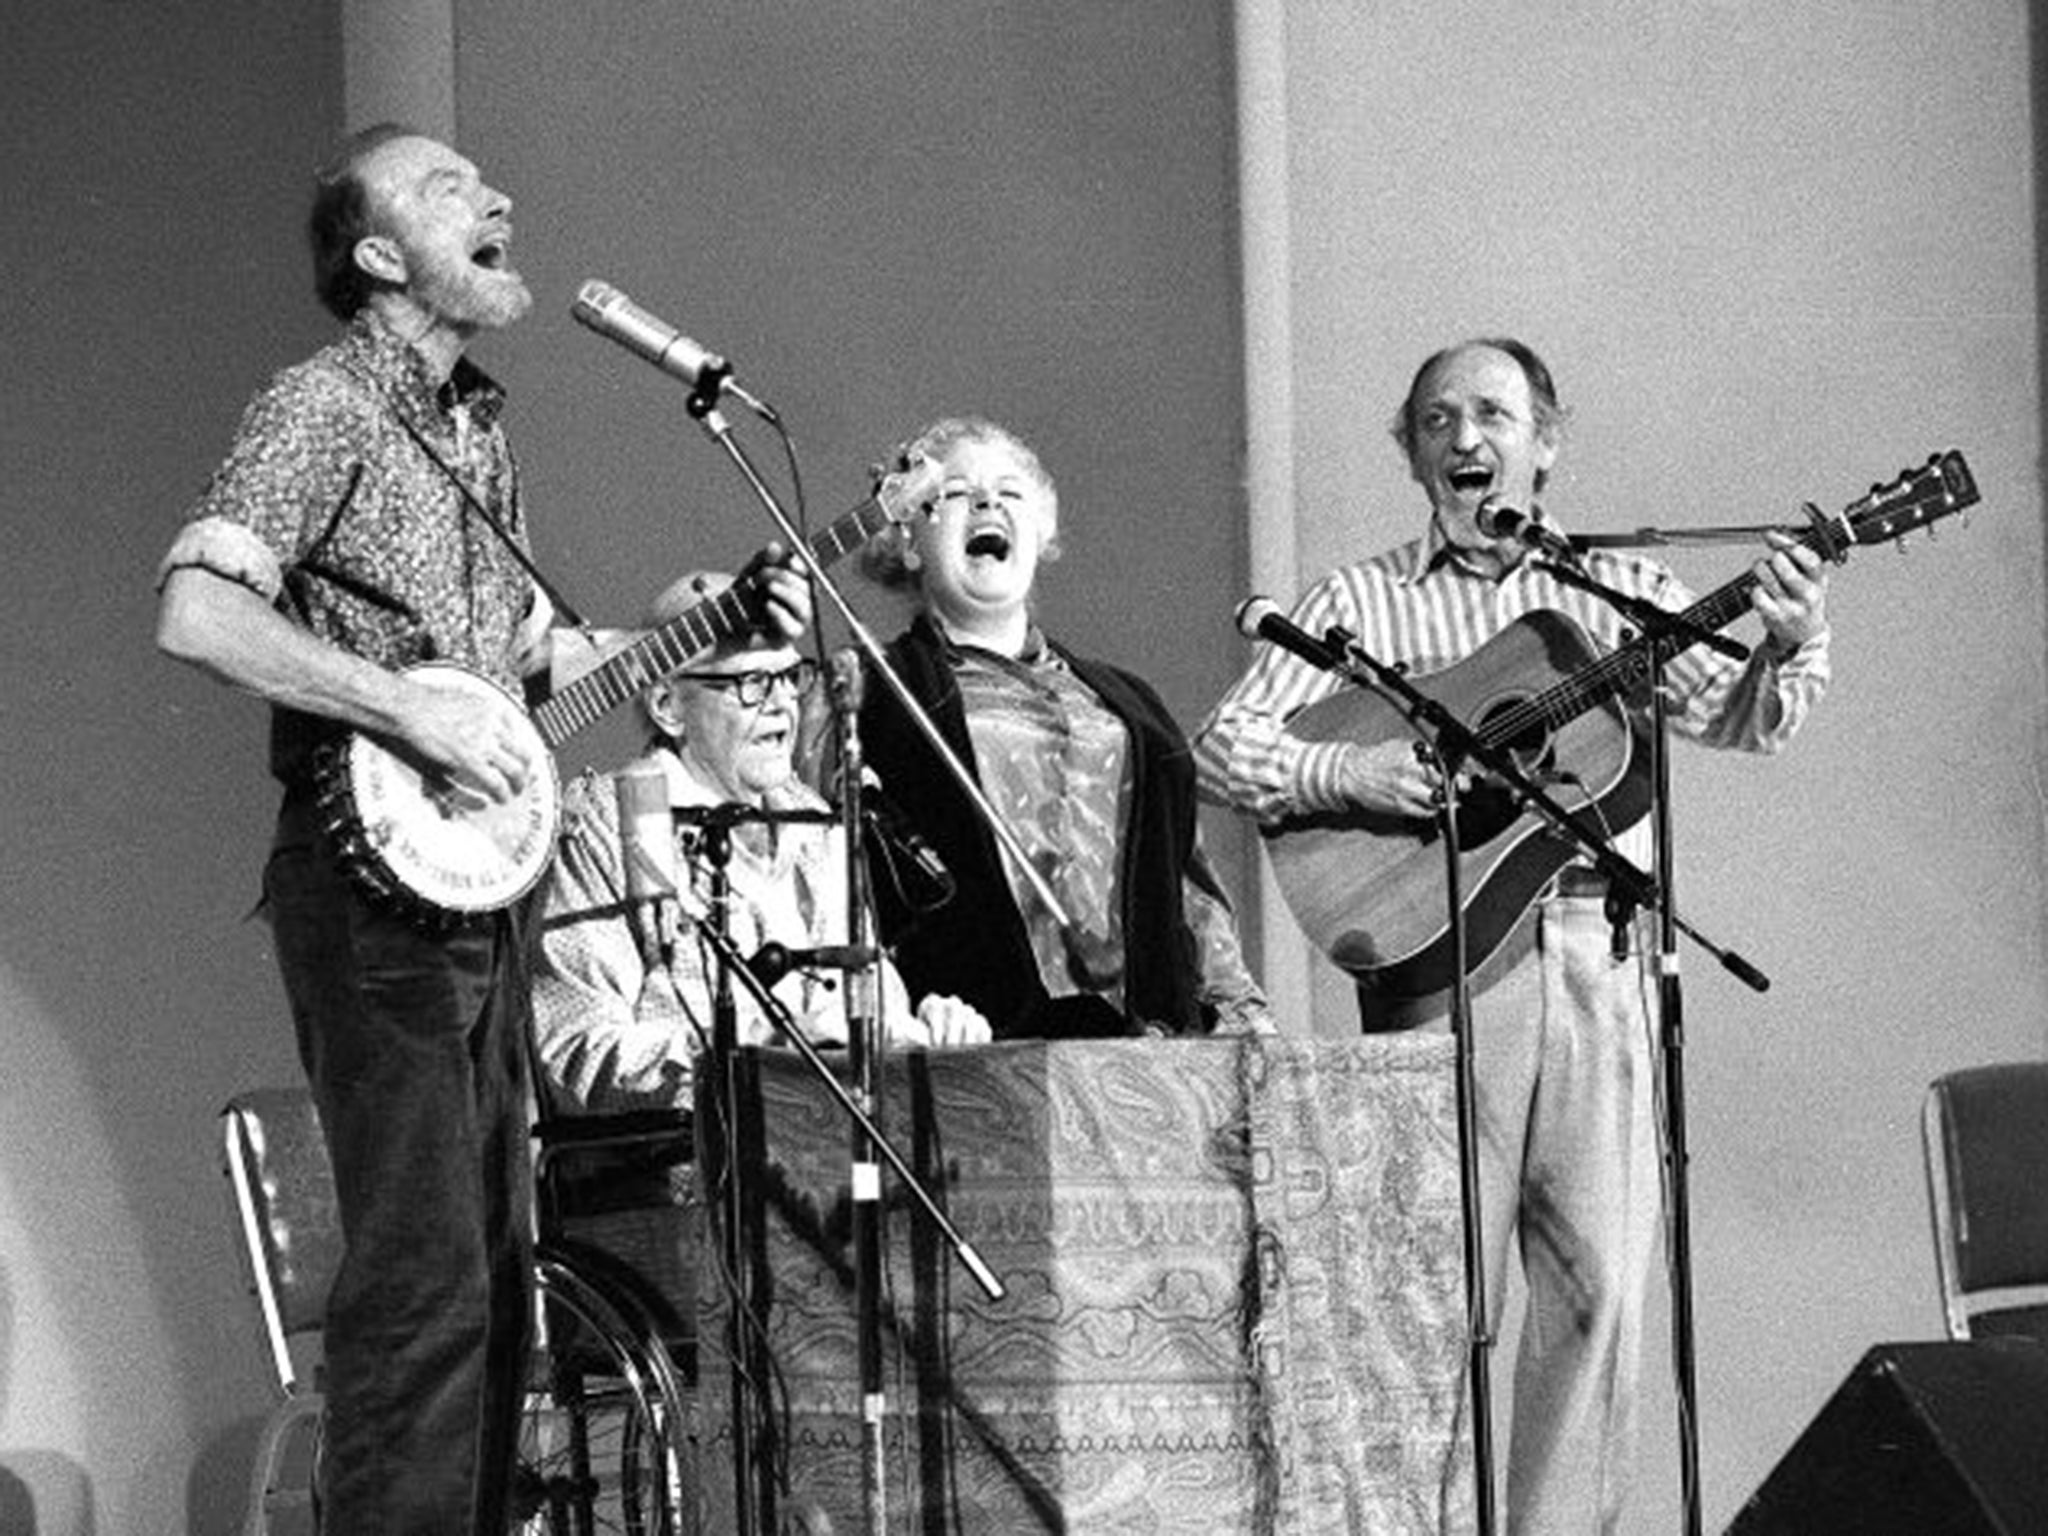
314, 454, 939, 926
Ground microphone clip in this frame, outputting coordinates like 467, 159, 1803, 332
864, 794, 956, 915
747, 942, 878, 988
1478, 498, 1581, 567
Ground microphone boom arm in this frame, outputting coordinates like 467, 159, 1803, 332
1533, 558, 1748, 664
692, 912, 1006, 1300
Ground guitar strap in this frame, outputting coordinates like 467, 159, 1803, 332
283, 464, 415, 625
386, 408, 593, 632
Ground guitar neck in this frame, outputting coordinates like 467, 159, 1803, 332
1507, 530, 1811, 741
531, 492, 899, 749
1538, 450, 1976, 737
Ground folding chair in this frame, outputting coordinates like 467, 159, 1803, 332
1922, 1061, 2048, 1341
221, 1087, 343, 1536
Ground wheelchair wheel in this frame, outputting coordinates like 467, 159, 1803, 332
514, 1251, 694, 1535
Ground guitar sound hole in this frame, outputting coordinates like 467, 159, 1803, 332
1453, 704, 1558, 844
1478, 701, 1559, 783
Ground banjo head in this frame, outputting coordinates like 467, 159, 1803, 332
319, 664, 562, 924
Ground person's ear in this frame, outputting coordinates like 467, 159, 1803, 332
1038, 500, 1061, 565
644, 680, 686, 739
353, 234, 406, 286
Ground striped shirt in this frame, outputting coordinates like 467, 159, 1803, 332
1193, 520, 1830, 867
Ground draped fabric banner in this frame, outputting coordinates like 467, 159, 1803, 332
1240, 1034, 1473, 1535
696, 1036, 1468, 1534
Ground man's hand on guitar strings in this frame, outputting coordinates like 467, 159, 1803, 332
1335, 735, 1470, 820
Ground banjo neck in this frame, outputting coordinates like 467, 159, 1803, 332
529, 471, 929, 750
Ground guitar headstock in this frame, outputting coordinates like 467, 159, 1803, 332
872, 449, 943, 526
1836, 450, 1978, 552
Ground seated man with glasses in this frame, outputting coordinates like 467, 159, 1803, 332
533, 570, 990, 1126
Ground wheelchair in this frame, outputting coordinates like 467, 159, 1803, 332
222, 1084, 699, 1536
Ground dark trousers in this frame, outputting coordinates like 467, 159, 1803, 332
265, 793, 534, 1535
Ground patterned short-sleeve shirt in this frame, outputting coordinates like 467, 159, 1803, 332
165, 314, 539, 776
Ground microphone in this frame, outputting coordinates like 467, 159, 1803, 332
1476, 499, 1580, 565
827, 647, 865, 714
1234, 596, 1345, 674
746, 941, 878, 987
572, 280, 734, 399
614, 765, 679, 960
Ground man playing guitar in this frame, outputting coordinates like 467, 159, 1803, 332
1193, 338, 1830, 1535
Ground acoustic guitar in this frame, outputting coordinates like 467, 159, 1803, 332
314, 454, 938, 926
1263, 450, 1978, 1000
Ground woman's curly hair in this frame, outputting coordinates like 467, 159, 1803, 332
859, 416, 1061, 591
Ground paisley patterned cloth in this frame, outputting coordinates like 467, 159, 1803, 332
694, 1036, 1469, 1533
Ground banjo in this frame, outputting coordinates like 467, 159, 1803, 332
314, 454, 938, 926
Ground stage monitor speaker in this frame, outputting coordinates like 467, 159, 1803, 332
1725, 1338, 2048, 1535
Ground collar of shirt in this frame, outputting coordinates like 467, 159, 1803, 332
940, 620, 1064, 678
1410, 512, 1543, 584
345, 311, 509, 430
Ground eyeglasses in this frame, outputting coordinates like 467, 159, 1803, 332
669, 659, 817, 708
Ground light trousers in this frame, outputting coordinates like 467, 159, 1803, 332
1365, 894, 1661, 1536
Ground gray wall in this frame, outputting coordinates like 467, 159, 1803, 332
2, 5, 344, 1532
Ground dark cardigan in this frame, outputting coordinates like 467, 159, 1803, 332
858, 615, 1209, 1040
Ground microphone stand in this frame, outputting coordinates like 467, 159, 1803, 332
1426, 719, 1495, 1536
677, 807, 1006, 1536
1528, 558, 1774, 1536
830, 655, 891, 1535
675, 390, 1019, 1533
1649, 644, 1706, 1536
667, 399, 1019, 1302
1310, 623, 1656, 1536
695, 819, 766, 1536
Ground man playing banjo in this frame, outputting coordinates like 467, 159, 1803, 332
154, 124, 806, 1534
